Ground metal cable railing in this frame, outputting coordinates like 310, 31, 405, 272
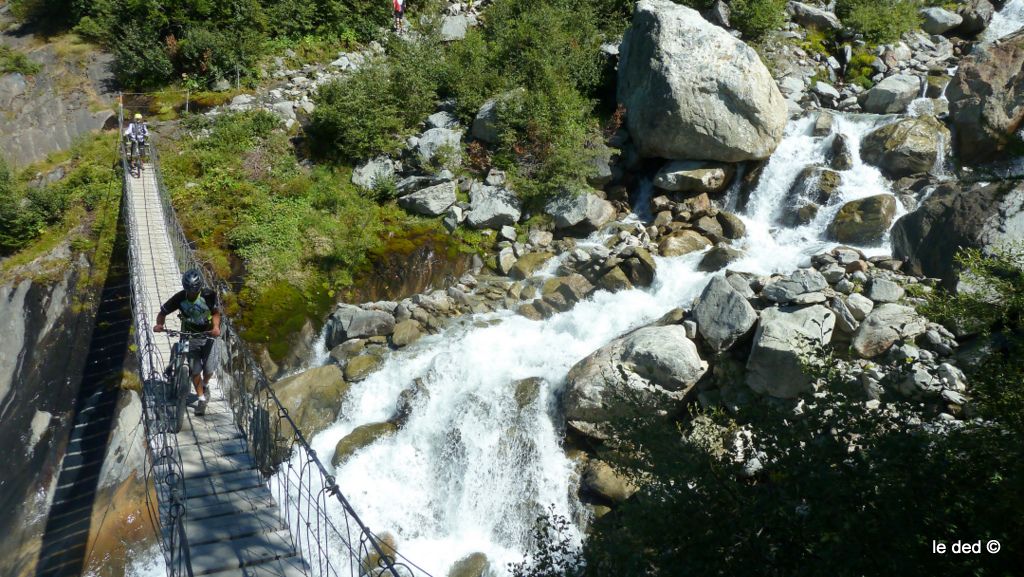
118, 106, 194, 577
131, 106, 431, 577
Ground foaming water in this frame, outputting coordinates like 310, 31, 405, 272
983, 0, 1024, 42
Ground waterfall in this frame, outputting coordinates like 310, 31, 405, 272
303, 114, 902, 576
982, 0, 1024, 42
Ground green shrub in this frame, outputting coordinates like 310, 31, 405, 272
730, 0, 787, 40
0, 161, 41, 255
113, 22, 175, 89
0, 46, 42, 75
837, 0, 921, 43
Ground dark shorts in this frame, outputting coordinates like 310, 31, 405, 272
395, 8, 404, 18
186, 337, 218, 376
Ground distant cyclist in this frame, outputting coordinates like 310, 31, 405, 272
123, 113, 149, 170
393, 0, 406, 34
154, 269, 221, 416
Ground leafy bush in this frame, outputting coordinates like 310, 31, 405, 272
730, 0, 787, 40
113, 21, 175, 89
837, 0, 922, 43
0, 160, 41, 254
309, 36, 443, 162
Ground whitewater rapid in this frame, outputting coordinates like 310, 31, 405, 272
298, 113, 903, 577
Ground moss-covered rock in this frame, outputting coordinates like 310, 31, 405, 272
344, 354, 382, 382
827, 195, 898, 245
659, 229, 712, 257
272, 365, 350, 439
447, 553, 489, 577
332, 421, 398, 467
860, 116, 950, 178
508, 251, 555, 280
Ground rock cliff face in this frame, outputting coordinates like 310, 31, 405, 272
0, 260, 95, 575
0, 17, 115, 167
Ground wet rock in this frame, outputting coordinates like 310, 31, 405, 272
826, 195, 898, 245
827, 134, 855, 171
447, 553, 489, 577
653, 160, 735, 194
272, 365, 350, 438
617, 0, 787, 162
331, 421, 397, 467
746, 305, 835, 398
597, 266, 634, 292
326, 305, 396, 348
509, 252, 554, 280
619, 247, 657, 287
851, 304, 927, 358
659, 230, 712, 257
391, 320, 423, 347
717, 211, 746, 239
692, 276, 757, 352
860, 116, 950, 178
344, 354, 382, 382
698, 244, 744, 272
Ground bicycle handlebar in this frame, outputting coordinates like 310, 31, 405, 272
162, 329, 213, 338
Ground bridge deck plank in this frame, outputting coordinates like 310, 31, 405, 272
126, 163, 305, 576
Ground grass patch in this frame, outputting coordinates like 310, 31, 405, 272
0, 45, 42, 75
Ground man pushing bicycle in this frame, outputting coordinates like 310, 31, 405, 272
154, 269, 221, 416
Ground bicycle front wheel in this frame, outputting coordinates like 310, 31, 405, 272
173, 361, 190, 434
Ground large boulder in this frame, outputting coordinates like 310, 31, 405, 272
851, 304, 927, 358
692, 276, 758, 353
331, 421, 397, 467
440, 14, 475, 42
471, 89, 524, 144
398, 181, 457, 216
417, 128, 462, 168
325, 305, 396, 349
447, 553, 489, 577
946, 30, 1024, 163
351, 156, 396, 189
920, 7, 963, 34
761, 268, 828, 304
956, 0, 995, 36
826, 195, 898, 245
858, 74, 921, 114
565, 325, 707, 438
653, 160, 735, 194
892, 181, 1024, 287
272, 365, 350, 438
787, 1, 842, 30
617, 0, 787, 162
746, 305, 835, 398
860, 116, 950, 178
466, 182, 522, 229
545, 189, 616, 232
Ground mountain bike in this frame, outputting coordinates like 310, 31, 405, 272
125, 137, 147, 178
164, 328, 210, 433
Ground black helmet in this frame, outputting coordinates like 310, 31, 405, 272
182, 269, 203, 292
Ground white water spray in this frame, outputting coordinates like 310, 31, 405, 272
983, 0, 1024, 42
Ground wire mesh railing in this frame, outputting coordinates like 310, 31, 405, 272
124, 99, 432, 577
119, 107, 194, 577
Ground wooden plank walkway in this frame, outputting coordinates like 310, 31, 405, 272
125, 163, 308, 577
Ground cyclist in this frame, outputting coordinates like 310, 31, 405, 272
123, 113, 148, 171
153, 269, 221, 416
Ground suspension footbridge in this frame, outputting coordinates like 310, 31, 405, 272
118, 109, 427, 577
